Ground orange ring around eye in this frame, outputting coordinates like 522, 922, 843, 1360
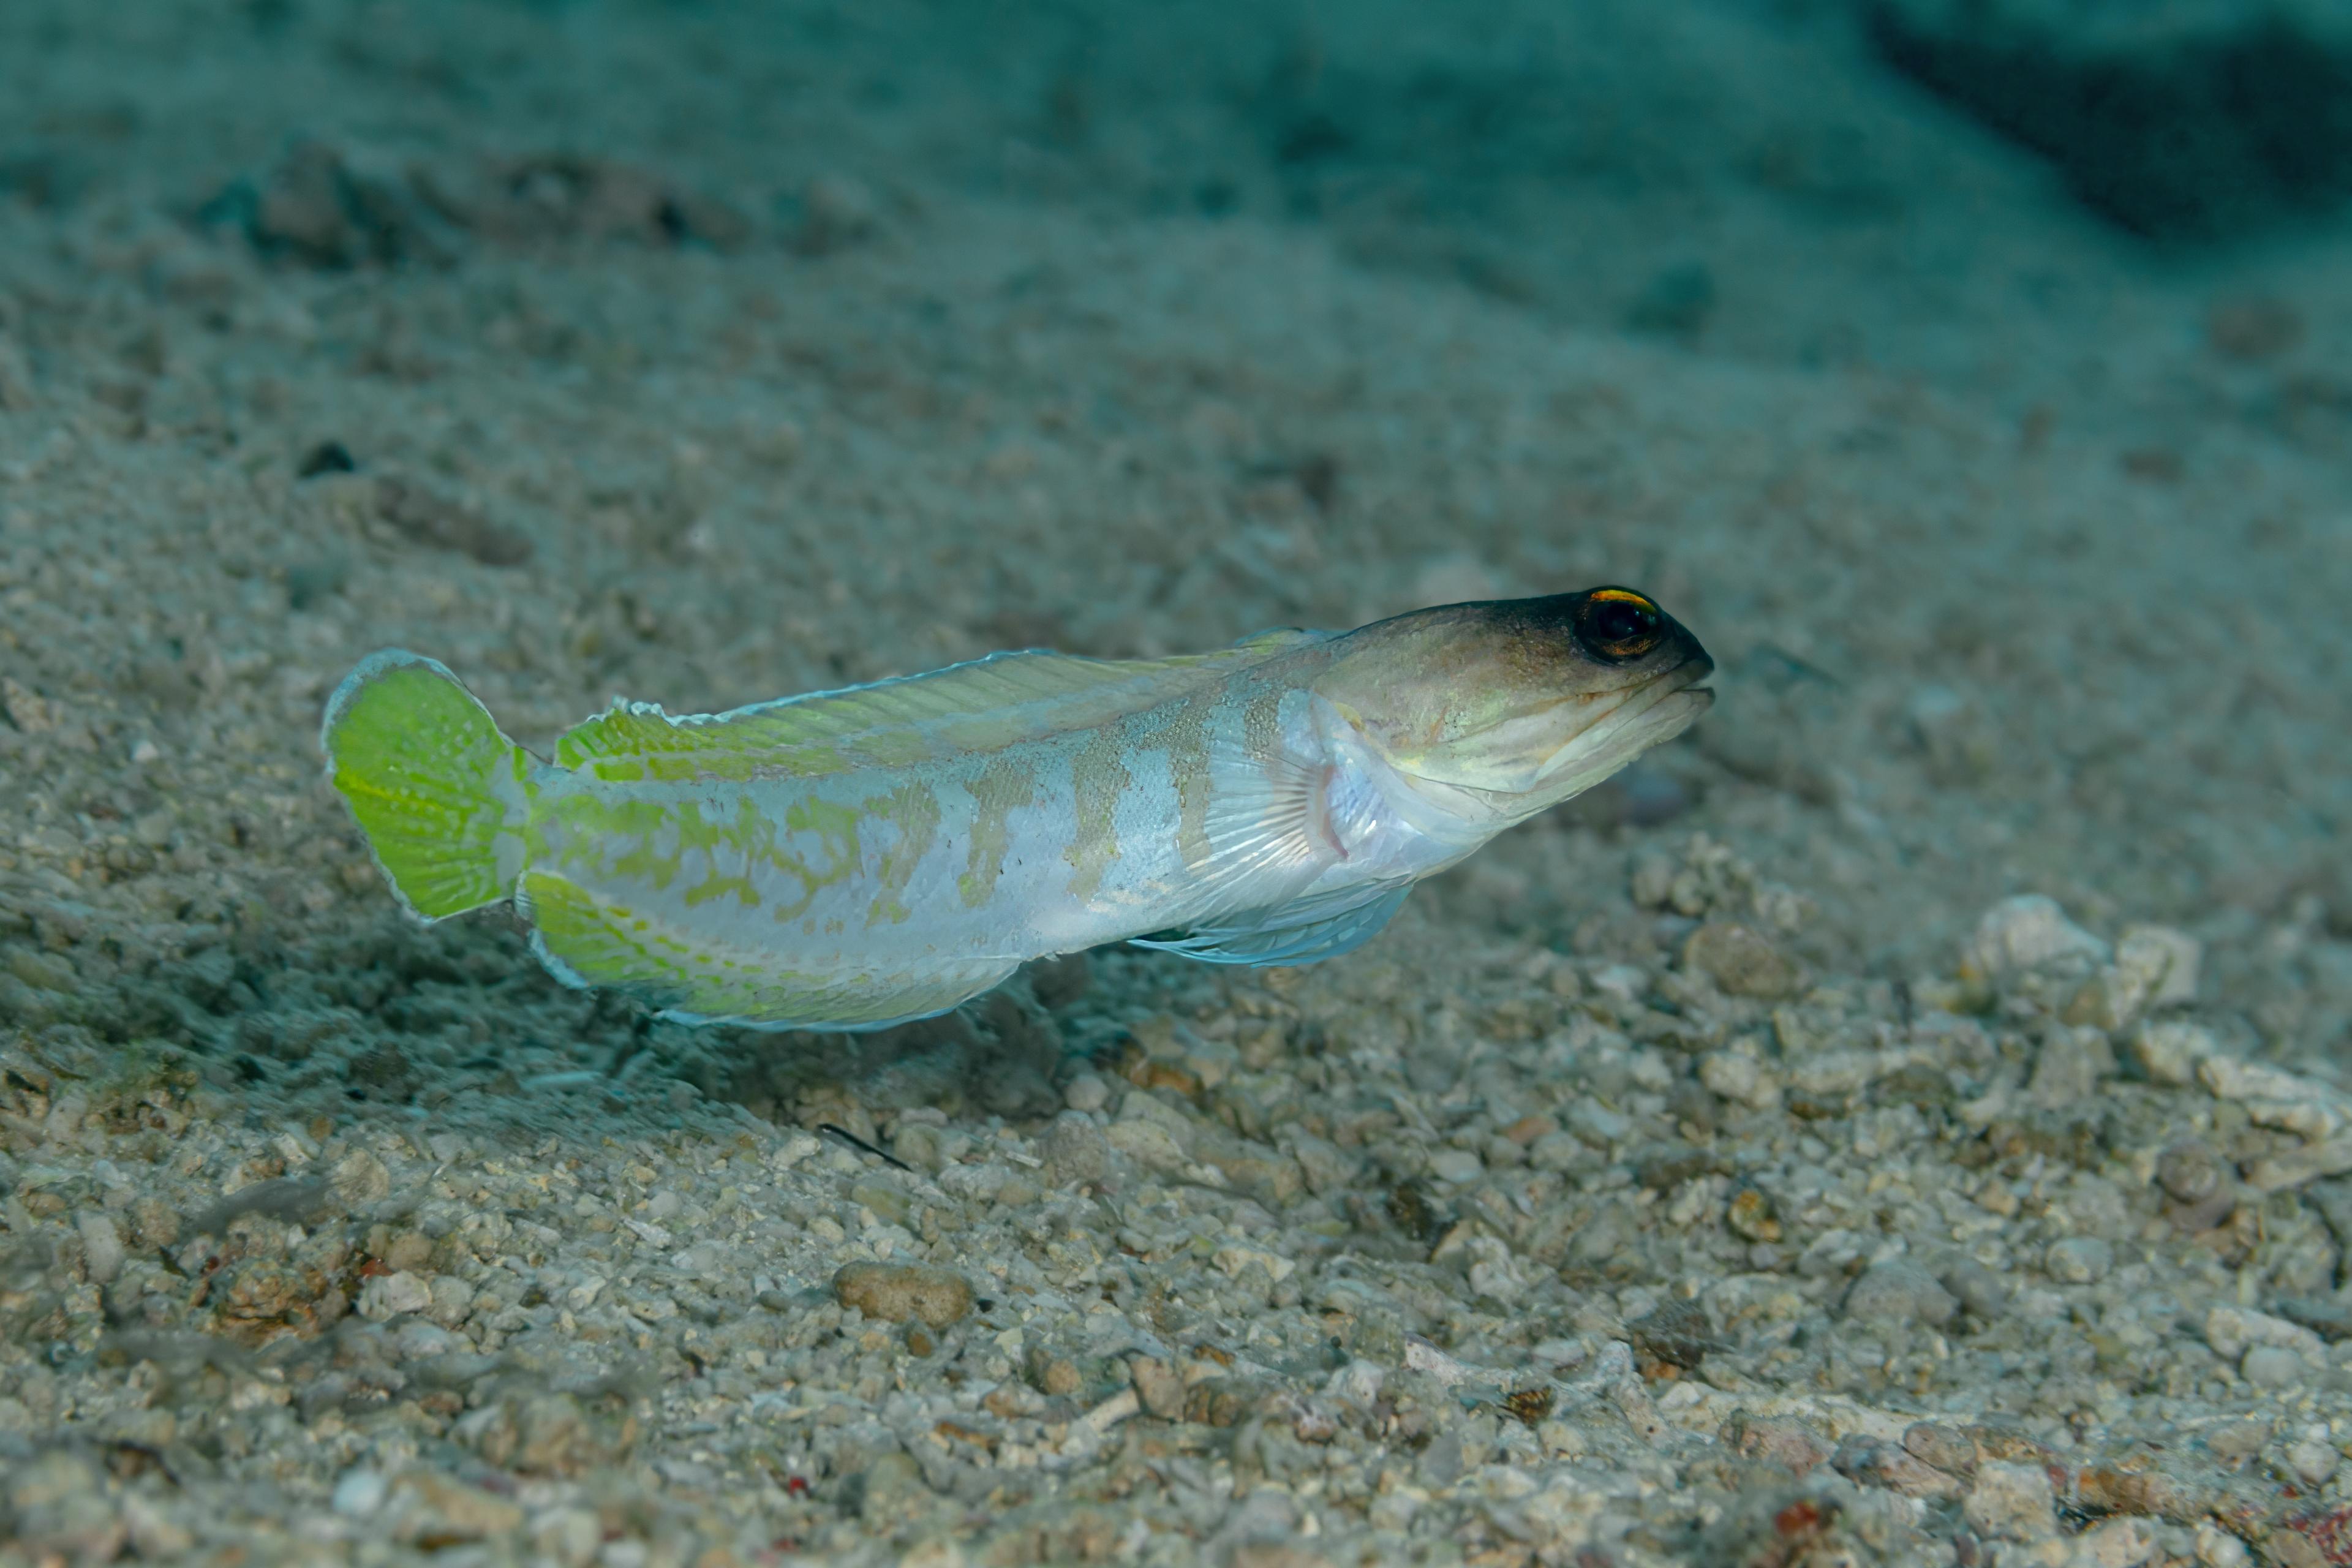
1579, 587, 1664, 662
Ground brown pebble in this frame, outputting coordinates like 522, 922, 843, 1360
1962, 1423, 2051, 1466
1502, 1114, 1559, 1145
1128, 1355, 1185, 1419
1902, 1422, 1979, 1479
1683, 922, 1797, 1000
1833, 1435, 1964, 1499
2155, 1140, 2221, 1204
388, 1469, 525, 1544
1720, 1410, 1830, 1476
1726, 1185, 1782, 1243
1183, 1376, 1273, 1428
1629, 1295, 1715, 1372
2073, 1463, 2210, 1522
214, 1259, 307, 1326
1501, 1386, 1555, 1427
130, 1196, 181, 1251
1031, 1354, 1082, 1398
470, 1401, 639, 1485
1124, 1055, 1202, 1097
383, 1231, 435, 1274
1039, 1112, 1112, 1188
1635, 1143, 1722, 1191
831, 1262, 973, 1330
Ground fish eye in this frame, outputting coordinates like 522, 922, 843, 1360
1577, 589, 1664, 663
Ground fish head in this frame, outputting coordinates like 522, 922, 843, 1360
1311, 587, 1714, 818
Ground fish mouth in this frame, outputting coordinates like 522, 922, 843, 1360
1528, 657, 1714, 789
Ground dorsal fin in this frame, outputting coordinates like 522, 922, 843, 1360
554, 629, 1327, 784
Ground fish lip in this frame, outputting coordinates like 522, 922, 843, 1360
1591, 654, 1716, 721
1516, 652, 1713, 718
1524, 656, 1713, 786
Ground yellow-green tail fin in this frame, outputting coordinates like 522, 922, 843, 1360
320, 650, 532, 920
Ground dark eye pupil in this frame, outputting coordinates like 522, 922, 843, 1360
1593, 601, 1656, 643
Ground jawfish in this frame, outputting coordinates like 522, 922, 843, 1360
321, 587, 1713, 1030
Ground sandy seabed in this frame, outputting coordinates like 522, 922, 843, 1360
4, 2, 2352, 1565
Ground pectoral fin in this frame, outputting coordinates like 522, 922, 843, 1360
1131, 878, 1414, 967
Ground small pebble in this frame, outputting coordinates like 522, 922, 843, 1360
2194, 1523, 2250, 1567
1039, 1112, 1111, 1187
1726, 1185, 1782, 1242
1964, 895, 2107, 986
331, 1468, 388, 1518
386, 1470, 524, 1542
1428, 1148, 1484, 1185
1701, 1052, 1781, 1111
2206, 1305, 2324, 1362
1526, 1130, 1583, 1172
2070, 1516, 2156, 1568
1963, 1460, 2057, 1543
1903, 1422, 1978, 1477
76, 1212, 124, 1286
383, 1231, 434, 1273
1937, 1254, 2011, 1318
1720, 1410, 1830, 1475
2114, 924, 2200, 1009
1128, 1355, 1185, 1419
890, 1121, 951, 1172
1843, 1258, 1958, 1327
358, 1270, 434, 1321
428, 1275, 475, 1327
2204, 1422, 2270, 1464
2288, 1438, 2340, 1487
2044, 1235, 2113, 1285
2128, 1020, 2213, 1086
832, 1262, 973, 1330
1682, 921, 1797, 1000
2240, 1344, 2304, 1389
2157, 1141, 2222, 1203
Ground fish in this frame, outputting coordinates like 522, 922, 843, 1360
319, 587, 1713, 1030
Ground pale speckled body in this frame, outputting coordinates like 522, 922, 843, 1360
324, 589, 1713, 1031
517, 632, 1482, 1028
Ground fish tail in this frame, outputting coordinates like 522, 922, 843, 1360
320, 650, 533, 920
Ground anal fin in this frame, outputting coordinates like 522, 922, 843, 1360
518, 870, 1017, 1031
